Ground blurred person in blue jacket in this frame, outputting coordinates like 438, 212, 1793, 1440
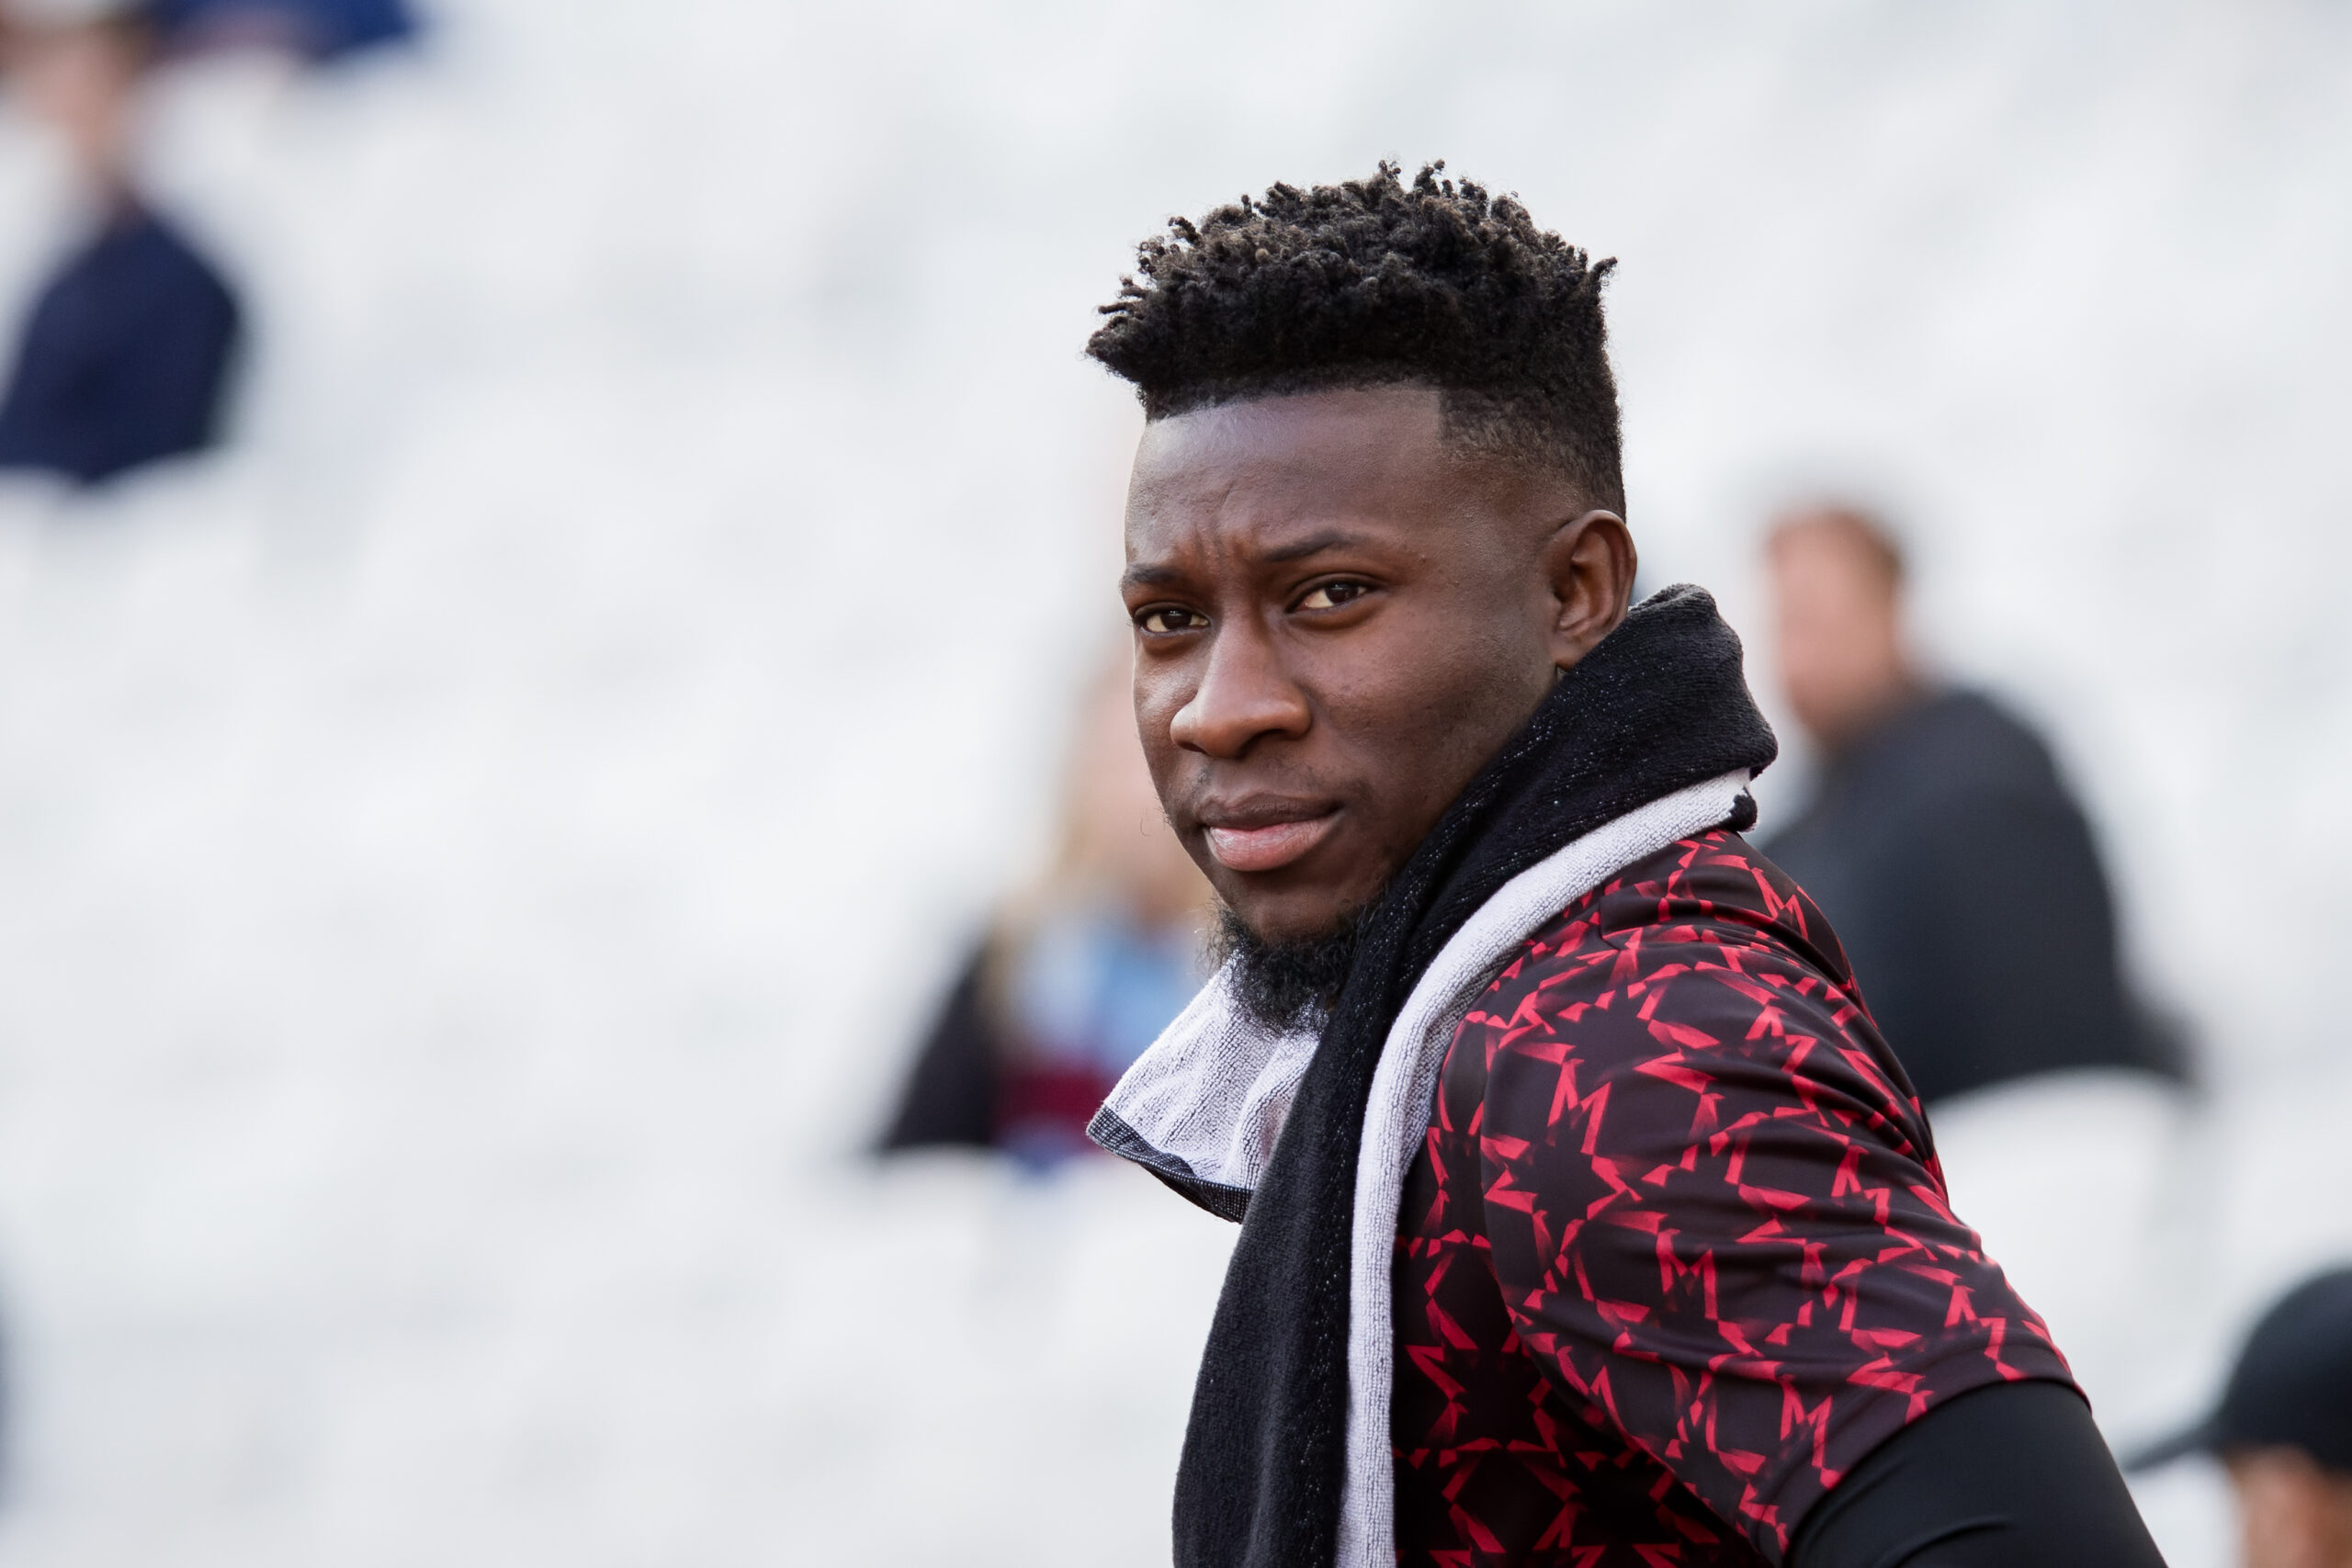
881, 655, 1212, 1168
0, 0, 240, 486
1758, 502, 2186, 1104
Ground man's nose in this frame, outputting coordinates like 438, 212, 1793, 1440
1168, 621, 1310, 759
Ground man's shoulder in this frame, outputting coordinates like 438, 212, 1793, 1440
1494, 827, 1863, 1003
1454, 824, 1917, 1121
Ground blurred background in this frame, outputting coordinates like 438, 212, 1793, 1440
0, 0, 2345, 1562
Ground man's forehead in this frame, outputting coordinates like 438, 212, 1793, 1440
1125, 386, 1453, 547
1130, 384, 1447, 488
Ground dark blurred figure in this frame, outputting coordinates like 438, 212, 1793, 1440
1758, 503, 2184, 1104
883, 657, 1211, 1168
0, 4, 240, 486
2132, 1266, 2352, 1568
152, 0, 415, 62
0, 0, 417, 489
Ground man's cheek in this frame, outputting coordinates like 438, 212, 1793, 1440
1134, 705, 1181, 780
1143, 752, 1198, 832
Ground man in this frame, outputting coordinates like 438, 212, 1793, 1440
1083, 164, 2164, 1567
2133, 1267, 2352, 1568
1758, 505, 2183, 1103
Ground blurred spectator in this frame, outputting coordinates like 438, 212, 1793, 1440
0, 1, 240, 486
0, 0, 415, 488
2132, 1266, 2352, 1568
1758, 503, 2185, 1104
881, 656, 1211, 1168
152, 0, 415, 63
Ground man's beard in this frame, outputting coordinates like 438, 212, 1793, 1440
1209, 904, 1363, 1034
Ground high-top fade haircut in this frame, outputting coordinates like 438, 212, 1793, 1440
1086, 160, 1624, 513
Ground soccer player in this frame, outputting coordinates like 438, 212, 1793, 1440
1084, 164, 2166, 1568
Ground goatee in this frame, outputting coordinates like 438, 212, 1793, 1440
1209, 904, 1362, 1034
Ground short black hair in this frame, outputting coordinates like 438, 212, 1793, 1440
1086, 161, 1624, 512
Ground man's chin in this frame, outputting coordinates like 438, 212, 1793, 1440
1209, 873, 1364, 947
1211, 903, 1363, 1034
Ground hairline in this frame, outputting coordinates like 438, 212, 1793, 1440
1140, 376, 1617, 514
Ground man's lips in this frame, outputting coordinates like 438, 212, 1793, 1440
1200, 808, 1339, 874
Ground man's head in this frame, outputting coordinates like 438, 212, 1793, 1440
0, 4, 153, 195
1087, 164, 1635, 1022
1762, 504, 1916, 753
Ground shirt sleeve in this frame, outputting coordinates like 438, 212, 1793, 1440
1464, 845, 2075, 1562
1789, 1381, 2165, 1568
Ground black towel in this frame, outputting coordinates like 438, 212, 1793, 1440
1173, 583, 1780, 1568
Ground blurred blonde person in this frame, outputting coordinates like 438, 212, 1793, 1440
881, 654, 1211, 1165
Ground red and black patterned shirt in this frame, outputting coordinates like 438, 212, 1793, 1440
1392, 829, 2073, 1565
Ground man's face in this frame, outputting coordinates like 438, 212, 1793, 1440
2227, 1450, 2352, 1568
5, 22, 144, 185
1121, 385, 1625, 946
1766, 516, 1909, 750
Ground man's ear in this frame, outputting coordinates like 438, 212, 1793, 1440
1540, 510, 1637, 671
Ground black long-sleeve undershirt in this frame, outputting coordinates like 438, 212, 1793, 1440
1790, 1380, 2167, 1567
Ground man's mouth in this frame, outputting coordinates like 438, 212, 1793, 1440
1199, 805, 1340, 874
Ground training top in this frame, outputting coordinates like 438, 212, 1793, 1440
1390, 829, 2074, 1565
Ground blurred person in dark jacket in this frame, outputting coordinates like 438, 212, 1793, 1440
2132, 1266, 2352, 1568
0, 0, 241, 486
881, 655, 1212, 1168
1758, 503, 2184, 1103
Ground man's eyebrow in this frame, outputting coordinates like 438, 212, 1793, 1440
1261, 529, 1374, 564
1120, 562, 1186, 592
1121, 530, 1376, 592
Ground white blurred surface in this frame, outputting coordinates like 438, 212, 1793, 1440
0, 0, 2346, 1562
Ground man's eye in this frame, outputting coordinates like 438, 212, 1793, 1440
1137, 606, 1204, 634
1296, 581, 1371, 612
